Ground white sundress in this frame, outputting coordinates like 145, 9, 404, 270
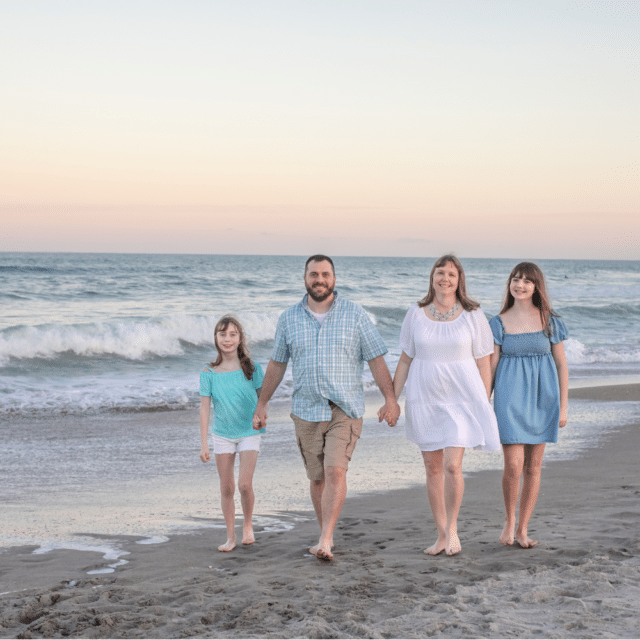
399, 303, 501, 452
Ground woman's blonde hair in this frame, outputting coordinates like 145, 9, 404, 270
418, 254, 479, 311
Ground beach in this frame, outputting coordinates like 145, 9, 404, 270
1, 383, 639, 639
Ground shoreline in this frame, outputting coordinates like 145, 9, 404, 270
1, 383, 639, 637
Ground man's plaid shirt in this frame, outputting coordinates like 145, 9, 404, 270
271, 290, 388, 421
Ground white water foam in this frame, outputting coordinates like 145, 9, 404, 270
564, 337, 640, 365
0, 312, 281, 365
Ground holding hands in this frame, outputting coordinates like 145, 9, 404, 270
378, 399, 401, 427
252, 403, 268, 430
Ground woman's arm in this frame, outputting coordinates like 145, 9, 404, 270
393, 351, 414, 399
200, 396, 211, 462
552, 341, 569, 427
369, 355, 401, 426
489, 344, 501, 396
476, 354, 492, 400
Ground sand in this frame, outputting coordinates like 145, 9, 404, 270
1, 384, 639, 638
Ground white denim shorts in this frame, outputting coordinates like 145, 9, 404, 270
211, 433, 262, 455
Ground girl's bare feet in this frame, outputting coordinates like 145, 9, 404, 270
424, 536, 447, 555
445, 530, 461, 556
500, 522, 515, 546
242, 526, 255, 545
218, 538, 237, 552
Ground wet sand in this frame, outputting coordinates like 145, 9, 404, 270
1, 384, 639, 638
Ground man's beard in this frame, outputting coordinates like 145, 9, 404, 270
306, 283, 334, 303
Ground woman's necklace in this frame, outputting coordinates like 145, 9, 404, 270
429, 302, 459, 321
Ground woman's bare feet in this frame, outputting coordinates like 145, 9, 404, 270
500, 522, 515, 546
309, 539, 334, 555
218, 538, 237, 552
310, 538, 334, 560
445, 530, 461, 556
424, 536, 447, 556
515, 532, 538, 548
242, 526, 255, 545
315, 544, 333, 562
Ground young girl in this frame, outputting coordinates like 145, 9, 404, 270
200, 316, 265, 552
490, 262, 568, 549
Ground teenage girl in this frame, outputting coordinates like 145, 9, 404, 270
490, 262, 568, 548
200, 316, 264, 552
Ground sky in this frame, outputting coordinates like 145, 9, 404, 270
0, 0, 638, 259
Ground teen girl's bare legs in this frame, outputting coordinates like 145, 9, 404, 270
215, 453, 237, 551
501, 444, 523, 545
501, 443, 545, 548
237, 450, 259, 545
516, 443, 545, 548
422, 447, 465, 556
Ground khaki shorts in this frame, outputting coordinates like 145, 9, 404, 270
291, 402, 363, 482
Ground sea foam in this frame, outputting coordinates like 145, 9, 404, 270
0, 312, 281, 365
564, 337, 640, 365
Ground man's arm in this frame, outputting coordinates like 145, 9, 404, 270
368, 355, 401, 427
253, 359, 288, 429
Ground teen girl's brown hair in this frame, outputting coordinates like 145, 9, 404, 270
209, 316, 256, 380
418, 254, 480, 312
499, 262, 559, 336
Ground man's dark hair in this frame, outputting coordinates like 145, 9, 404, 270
305, 254, 335, 275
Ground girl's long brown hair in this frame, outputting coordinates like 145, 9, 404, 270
418, 254, 479, 311
209, 316, 256, 380
499, 262, 559, 336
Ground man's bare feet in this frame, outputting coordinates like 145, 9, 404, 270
445, 530, 461, 556
500, 522, 515, 546
218, 538, 237, 552
242, 527, 255, 545
515, 533, 538, 548
424, 536, 447, 556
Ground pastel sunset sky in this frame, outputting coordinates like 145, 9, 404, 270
1, 0, 638, 259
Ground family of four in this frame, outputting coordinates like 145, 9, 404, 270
199, 254, 568, 561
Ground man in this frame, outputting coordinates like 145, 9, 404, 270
252, 254, 400, 561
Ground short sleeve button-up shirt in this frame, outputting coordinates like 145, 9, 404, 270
271, 291, 388, 421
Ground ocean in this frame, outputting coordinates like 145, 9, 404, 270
2, 253, 640, 560
2, 253, 640, 418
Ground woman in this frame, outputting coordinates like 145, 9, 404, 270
393, 255, 500, 556
490, 262, 568, 549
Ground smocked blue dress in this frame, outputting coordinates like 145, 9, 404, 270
489, 315, 568, 444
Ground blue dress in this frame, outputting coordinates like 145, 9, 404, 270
489, 315, 568, 444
